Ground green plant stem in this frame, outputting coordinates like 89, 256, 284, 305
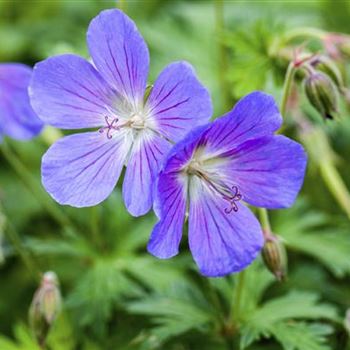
320, 161, 350, 220
283, 27, 326, 44
231, 270, 245, 323
258, 208, 272, 233
4, 221, 41, 281
90, 206, 103, 250
215, 0, 231, 111
1, 142, 74, 232
280, 61, 296, 118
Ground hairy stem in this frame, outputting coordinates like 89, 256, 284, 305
280, 61, 296, 118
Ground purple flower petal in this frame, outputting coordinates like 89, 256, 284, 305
188, 178, 263, 277
205, 91, 282, 153
87, 9, 149, 104
30, 54, 116, 129
42, 131, 132, 207
146, 62, 212, 142
147, 170, 188, 258
0, 63, 43, 140
221, 135, 307, 208
122, 130, 171, 216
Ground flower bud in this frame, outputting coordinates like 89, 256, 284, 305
311, 55, 344, 89
261, 231, 287, 281
29, 271, 62, 345
304, 71, 338, 120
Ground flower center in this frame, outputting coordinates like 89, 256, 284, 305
99, 113, 146, 139
187, 160, 242, 214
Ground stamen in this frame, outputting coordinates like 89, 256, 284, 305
99, 116, 120, 139
188, 163, 242, 214
223, 186, 242, 214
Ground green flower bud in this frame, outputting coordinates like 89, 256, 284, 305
29, 272, 62, 346
262, 232, 287, 281
311, 55, 344, 89
304, 71, 338, 120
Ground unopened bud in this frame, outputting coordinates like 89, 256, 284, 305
29, 272, 62, 346
304, 71, 338, 120
262, 231, 287, 281
311, 55, 344, 89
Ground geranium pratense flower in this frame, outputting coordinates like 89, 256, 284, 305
148, 92, 307, 277
0, 64, 43, 140
29, 9, 211, 216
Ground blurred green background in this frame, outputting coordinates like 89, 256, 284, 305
1, 0, 350, 349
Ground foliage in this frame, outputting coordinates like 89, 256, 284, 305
1, 1, 350, 350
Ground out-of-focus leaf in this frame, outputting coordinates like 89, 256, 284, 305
0, 323, 40, 350
274, 200, 350, 277
46, 313, 76, 350
271, 322, 333, 350
66, 258, 142, 336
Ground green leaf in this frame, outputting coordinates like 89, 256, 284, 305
0, 324, 40, 350
271, 322, 333, 350
66, 258, 142, 336
127, 280, 215, 343
240, 291, 339, 349
224, 21, 284, 97
274, 200, 350, 277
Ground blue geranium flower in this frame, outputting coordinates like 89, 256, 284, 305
0, 63, 43, 140
29, 9, 212, 216
148, 92, 307, 277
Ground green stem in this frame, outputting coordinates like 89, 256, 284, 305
215, 0, 231, 111
90, 206, 103, 249
258, 208, 272, 232
320, 161, 350, 219
1, 142, 74, 232
283, 27, 326, 44
231, 270, 245, 323
280, 61, 296, 118
4, 220, 41, 281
